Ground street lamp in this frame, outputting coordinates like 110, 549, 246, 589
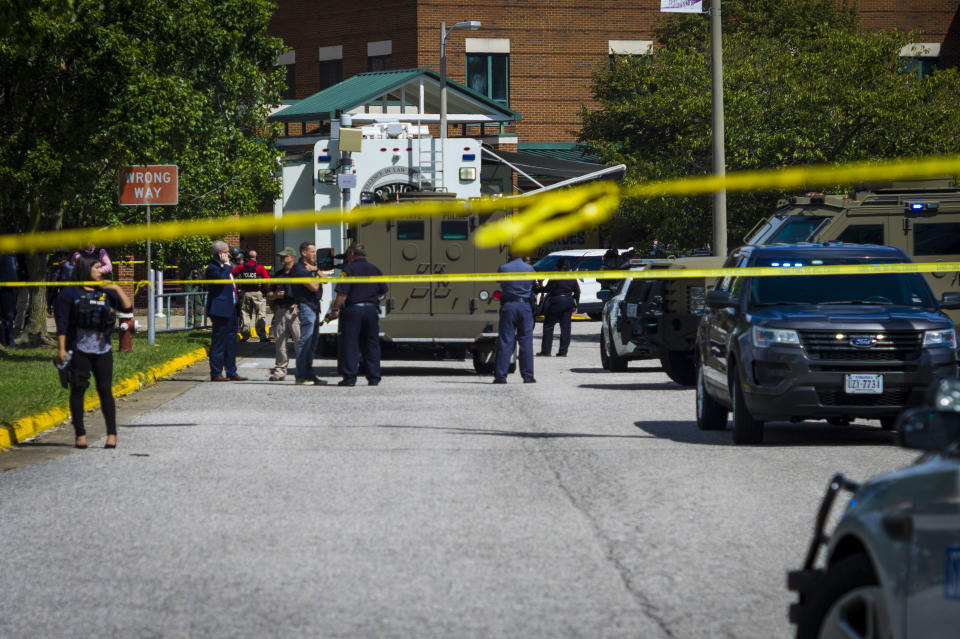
439, 20, 481, 143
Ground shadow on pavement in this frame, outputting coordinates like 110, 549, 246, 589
579, 382, 687, 391
634, 419, 896, 447
379, 424, 655, 439
122, 423, 198, 428
569, 367, 665, 374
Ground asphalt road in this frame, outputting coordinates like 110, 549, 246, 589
0, 323, 917, 638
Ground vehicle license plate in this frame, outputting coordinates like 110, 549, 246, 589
844, 374, 883, 394
626, 303, 638, 318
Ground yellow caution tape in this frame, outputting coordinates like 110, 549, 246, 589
4, 261, 960, 288
1, 153, 959, 254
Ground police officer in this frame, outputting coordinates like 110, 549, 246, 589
266, 247, 300, 381
327, 243, 387, 387
0, 253, 19, 347
205, 240, 247, 382
537, 258, 580, 357
231, 248, 270, 341
290, 241, 324, 385
494, 251, 536, 384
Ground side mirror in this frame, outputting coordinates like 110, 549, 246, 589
896, 408, 960, 451
941, 291, 960, 310
597, 289, 613, 302
706, 290, 736, 308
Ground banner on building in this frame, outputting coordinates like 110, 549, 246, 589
660, 0, 703, 13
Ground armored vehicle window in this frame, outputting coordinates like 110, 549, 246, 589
765, 216, 830, 244
914, 223, 960, 256
440, 220, 469, 240
397, 221, 425, 240
836, 224, 884, 245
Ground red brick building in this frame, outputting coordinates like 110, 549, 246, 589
269, 0, 960, 145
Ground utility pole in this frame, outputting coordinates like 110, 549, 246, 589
710, 0, 727, 257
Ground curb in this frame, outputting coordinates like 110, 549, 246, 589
0, 346, 209, 451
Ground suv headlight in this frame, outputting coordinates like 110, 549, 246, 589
752, 326, 800, 348
923, 328, 956, 349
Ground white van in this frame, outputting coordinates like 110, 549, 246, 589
533, 248, 632, 319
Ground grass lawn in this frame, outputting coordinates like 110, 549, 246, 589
0, 330, 209, 425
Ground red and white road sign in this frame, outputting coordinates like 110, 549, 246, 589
119, 165, 179, 206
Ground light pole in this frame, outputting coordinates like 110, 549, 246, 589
439, 20, 481, 143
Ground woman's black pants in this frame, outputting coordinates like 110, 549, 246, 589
69, 350, 116, 437
541, 295, 576, 355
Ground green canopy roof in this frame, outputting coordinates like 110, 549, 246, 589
269, 68, 521, 124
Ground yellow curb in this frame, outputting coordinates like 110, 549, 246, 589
0, 346, 209, 451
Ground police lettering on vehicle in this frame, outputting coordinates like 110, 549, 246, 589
74, 289, 115, 331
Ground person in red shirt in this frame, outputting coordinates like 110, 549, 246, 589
230, 249, 270, 341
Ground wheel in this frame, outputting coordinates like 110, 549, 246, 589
879, 416, 896, 431
600, 325, 610, 370
472, 349, 495, 375
794, 554, 887, 639
827, 417, 851, 426
730, 365, 764, 444
602, 323, 628, 371
696, 359, 727, 430
661, 349, 696, 387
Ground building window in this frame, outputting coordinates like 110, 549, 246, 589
900, 43, 940, 80
368, 55, 390, 71
319, 59, 342, 91
466, 53, 509, 107
283, 65, 296, 99
608, 40, 653, 69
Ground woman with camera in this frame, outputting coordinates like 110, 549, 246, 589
54, 253, 133, 449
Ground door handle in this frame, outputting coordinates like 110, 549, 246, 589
881, 514, 913, 542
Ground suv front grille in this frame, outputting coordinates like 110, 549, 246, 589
816, 387, 912, 407
798, 330, 921, 361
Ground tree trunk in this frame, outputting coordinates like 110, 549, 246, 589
15, 199, 61, 346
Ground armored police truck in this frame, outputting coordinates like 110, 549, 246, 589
612, 179, 960, 386
274, 120, 517, 373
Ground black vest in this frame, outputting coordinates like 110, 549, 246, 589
74, 289, 115, 331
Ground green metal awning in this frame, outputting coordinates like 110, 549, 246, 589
268, 68, 521, 124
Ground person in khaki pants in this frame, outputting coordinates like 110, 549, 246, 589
266, 248, 300, 381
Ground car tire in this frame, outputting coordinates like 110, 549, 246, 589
602, 323, 628, 371
696, 359, 727, 431
472, 349, 495, 375
879, 416, 896, 431
826, 417, 852, 426
661, 349, 696, 387
794, 553, 887, 639
730, 364, 764, 444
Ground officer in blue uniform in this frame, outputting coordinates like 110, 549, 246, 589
327, 243, 388, 387
204, 240, 246, 382
494, 252, 536, 384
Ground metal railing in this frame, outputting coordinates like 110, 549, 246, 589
154, 290, 208, 332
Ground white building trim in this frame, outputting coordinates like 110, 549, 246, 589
465, 38, 510, 54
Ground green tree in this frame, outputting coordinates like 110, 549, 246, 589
0, 0, 285, 343
580, 0, 960, 251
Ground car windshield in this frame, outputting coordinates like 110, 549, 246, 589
749, 256, 935, 308
533, 255, 573, 271
575, 256, 604, 271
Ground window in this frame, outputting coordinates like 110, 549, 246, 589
397, 221, 424, 240
914, 223, 960, 256
367, 55, 390, 71
900, 43, 940, 80
765, 216, 830, 244
467, 53, 509, 107
440, 220, 468, 240
836, 224, 884, 245
283, 64, 296, 99
608, 40, 653, 69
319, 59, 342, 91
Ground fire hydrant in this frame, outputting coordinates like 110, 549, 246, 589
117, 311, 135, 353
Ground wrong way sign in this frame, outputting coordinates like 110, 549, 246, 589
119, 165, 178, 206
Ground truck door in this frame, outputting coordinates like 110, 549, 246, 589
390, 218, 432, 314
431, 207, 474, 314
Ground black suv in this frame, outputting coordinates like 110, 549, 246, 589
695, 244, 960, 444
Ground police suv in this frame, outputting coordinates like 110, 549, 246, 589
695, 244, 960, 444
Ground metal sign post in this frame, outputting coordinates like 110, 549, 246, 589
118, 165, 179, 346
